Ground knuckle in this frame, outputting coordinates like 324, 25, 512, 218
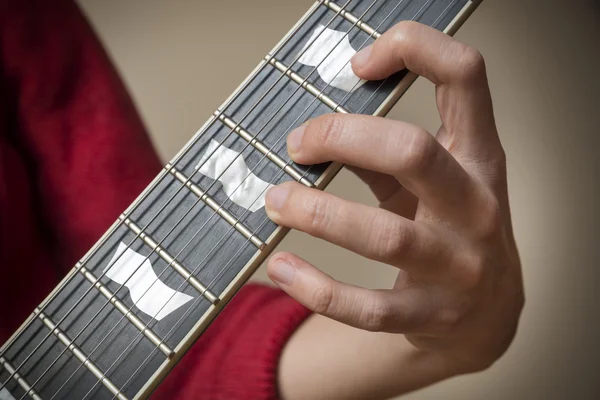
311, 115, 345, 149
474, 192, 503, 240
455, 46, 486, 82
434, 297, 472, 332
312, 282, 335, 315
304, 195, 330, 232
373, 219, 415, 264
360, 298, 393, 332
391, 20, 420, 45
461, 254, 486, 290
401, 129, 438, 176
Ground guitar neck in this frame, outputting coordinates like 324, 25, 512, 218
0, 1, 479, 399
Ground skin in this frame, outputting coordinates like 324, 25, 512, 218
263, 22, 524, 400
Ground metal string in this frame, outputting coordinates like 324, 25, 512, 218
0, 0, 331, 368
74, 2, 389, 399
95, 0, 453, 397
34, 0, 454, 396
49, 0, 382, 395
13, 0, 455, 397
17, 1, 383, 397
0, 0, 358, 394
123, 1, 457, 395
114, 0, 440, 396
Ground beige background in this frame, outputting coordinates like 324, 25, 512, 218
77, 0, 600, 398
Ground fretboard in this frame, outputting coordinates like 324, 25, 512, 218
0, 1, 478, 399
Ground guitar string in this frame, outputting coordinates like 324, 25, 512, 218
114, 1, 450, 397
13, 1, 381, 397
43, 0, 380, 397
74, 2, 390, 399
14, 0, 364, 396
116, 1, 457, 396
12, 0, 453, 397
75, 0, 450, 397
0, 0, 358, 393
205, 0, 452, 291
17, 0, 452, 396
0, 0, 333, 367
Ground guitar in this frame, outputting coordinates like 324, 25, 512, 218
0, 0, 481, 398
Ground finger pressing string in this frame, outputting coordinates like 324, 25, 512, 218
350, 21, 502, 166
265, 182, 450, 274
286, 114, 485, 232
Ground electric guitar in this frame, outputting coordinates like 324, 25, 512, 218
0, 0, 481, 398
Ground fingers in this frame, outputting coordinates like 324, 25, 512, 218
265, 182, 449, 271
267, 252, 433, 333
287, 114, 483, 228
351, 21, 501, 162
351, 21, 486, 85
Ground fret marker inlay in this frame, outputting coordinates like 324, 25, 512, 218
104, 242, 193, 321
298, 24, 366, 92
0, 388, 15, 400
196, 139, 273, 212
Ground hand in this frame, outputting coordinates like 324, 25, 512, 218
265, 21, 524, 373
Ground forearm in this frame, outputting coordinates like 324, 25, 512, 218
278, 314, 458, 400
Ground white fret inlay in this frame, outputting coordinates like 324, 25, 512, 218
0, 388, 15, 400
104, 242, 193, 321
298, 24, 366, 92
195, 139, 273, 212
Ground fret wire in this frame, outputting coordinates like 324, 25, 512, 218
0, 0, 324, 363
4, 4, 360, 391
32, 309, 129, 400
265, 56, 350, 113
78, 266, 175, 358
212, 112, 314, 187
81, 2, 454, 396
43, 55, 354, 396
63, 13, 385, 398
323, 0, 382, 38
120, 0, 411, 393
0, 0, 343, 387
64, 5, 398, 388
7, 0, 462, 396
116, 165, 291, 399
119, 216, 221, 303
123, 1, 467, 396
117, 0, 428, 394
21, 264, 175, 400
159, 165, 267, 248
0, 357, 43, 400
202, 0, 446, 307
52, 163, 286, 400
95, 1, 387, 379
96, 165, 297, 400
19, 178, 229, 399
203, 0, 410, 292
355, 0, 459, 117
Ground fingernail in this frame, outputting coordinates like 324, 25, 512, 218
270, 259, 296, 285
287, 125, 306, 154
352, 45, 372, 69
265, 185, 289, 211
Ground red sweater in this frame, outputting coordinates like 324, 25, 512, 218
0, 1, 311, 398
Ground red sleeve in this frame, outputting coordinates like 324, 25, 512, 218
0, 0, 162, 271
155, 284, 311, 400
0, 2, 312, 398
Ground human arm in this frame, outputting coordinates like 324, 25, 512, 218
266, 21, 524, 400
